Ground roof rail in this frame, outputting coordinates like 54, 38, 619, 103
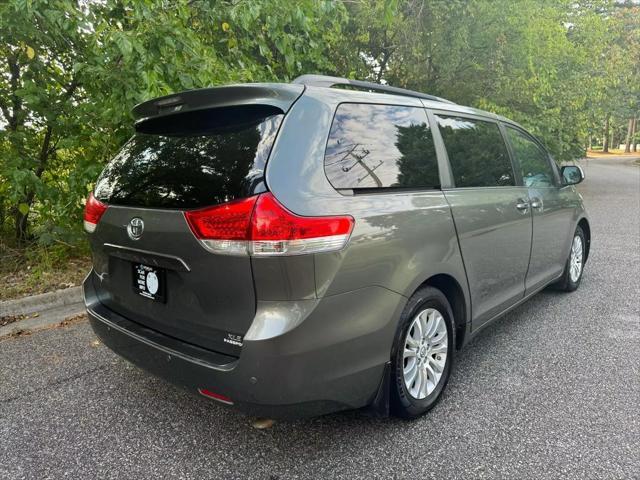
293, 74, 455, 104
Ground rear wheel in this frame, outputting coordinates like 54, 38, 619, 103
391, 286, 455, 418
555, 226, 586, 292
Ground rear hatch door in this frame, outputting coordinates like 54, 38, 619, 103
88, 84, 303, 356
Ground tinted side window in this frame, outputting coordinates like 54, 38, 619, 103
324, 104, 440, 190
505, 127, 556, 188
436, 115, 514, 188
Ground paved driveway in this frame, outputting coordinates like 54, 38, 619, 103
1, 156, 639, 479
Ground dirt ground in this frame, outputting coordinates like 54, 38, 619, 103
586, 148, 640, 158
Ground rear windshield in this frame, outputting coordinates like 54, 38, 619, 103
94, 113, 283, 209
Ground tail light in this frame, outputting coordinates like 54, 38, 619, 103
184, 196, 258, 255
184, 193, 354, 256
83, 192, 108, 233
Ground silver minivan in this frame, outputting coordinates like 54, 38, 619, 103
83, 75, 590, 418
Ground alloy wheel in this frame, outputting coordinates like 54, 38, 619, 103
402, 308, 448, 399
569, 235, 583, 283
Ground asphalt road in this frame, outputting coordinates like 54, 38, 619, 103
1, 156, 639, 480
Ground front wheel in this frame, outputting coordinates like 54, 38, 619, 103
391, 286, 455, 418
555, 226, 586, 292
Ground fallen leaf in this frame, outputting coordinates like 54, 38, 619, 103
251, 418, 275, 430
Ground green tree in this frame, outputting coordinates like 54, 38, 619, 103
1, 0, 638, 254
0, 0, 349, 245
346, 0, 631, 162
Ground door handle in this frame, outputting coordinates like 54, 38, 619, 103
516, 199, 529, 211
530, 197, 542, 209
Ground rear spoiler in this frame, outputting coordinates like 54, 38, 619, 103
132, 83, 305, 130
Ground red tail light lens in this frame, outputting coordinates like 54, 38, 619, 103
249, 193, 354, 256
184, 196, 258, 255
83, 192, 108, 233
185, 196, 258, 240
184, 193, 354, 256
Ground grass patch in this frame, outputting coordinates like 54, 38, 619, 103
0, 240, 91, 301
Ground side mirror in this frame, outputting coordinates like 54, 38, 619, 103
561, 165, 584, 186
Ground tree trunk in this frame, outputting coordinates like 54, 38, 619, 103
603, 114, 610, 153
625, 118, 633, 153
632, 117, 638, 153
375, 50, 390, 83
14, 125, 53, 244
610, 129, 615, 151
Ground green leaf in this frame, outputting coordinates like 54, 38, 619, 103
115, 33, 133, 58
18, 203, 30, 215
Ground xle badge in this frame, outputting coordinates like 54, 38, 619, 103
224, 333, 243, 347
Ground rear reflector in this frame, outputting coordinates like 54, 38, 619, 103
184, 193, 354, 256
198, 387, 234, 405
83, 192, 108, 233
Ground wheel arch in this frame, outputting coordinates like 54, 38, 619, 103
419, 274, 468, 350
370, 272, 468, 416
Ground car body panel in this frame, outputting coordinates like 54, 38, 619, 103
441, 187, 533, 329
84, 270, 406, 418
87, 205, 255, 357
265, 89, 471, 318
524, 185, 575, 293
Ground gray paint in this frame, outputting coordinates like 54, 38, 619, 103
84, 81, 589, 418
132, 83, 304, 124
87, 205, 255, 357
442, 186, 533, 329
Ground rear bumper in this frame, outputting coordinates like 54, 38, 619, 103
83, 271, 405, 419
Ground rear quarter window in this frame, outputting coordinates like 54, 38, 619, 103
324, 103, 440, 191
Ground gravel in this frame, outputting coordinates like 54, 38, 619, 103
1, 156, 638, 480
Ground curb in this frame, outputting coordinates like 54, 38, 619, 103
0, 304, 87, 338
0, 286, 86, 338
0, 286, 83, 317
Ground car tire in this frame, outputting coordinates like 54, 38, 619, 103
390, 286, 455, 419
555, 225, 586, 292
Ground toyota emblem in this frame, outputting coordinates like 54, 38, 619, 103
127, 217, 144, 240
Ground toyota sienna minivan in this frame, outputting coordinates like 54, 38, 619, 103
83, 75, 590, 419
